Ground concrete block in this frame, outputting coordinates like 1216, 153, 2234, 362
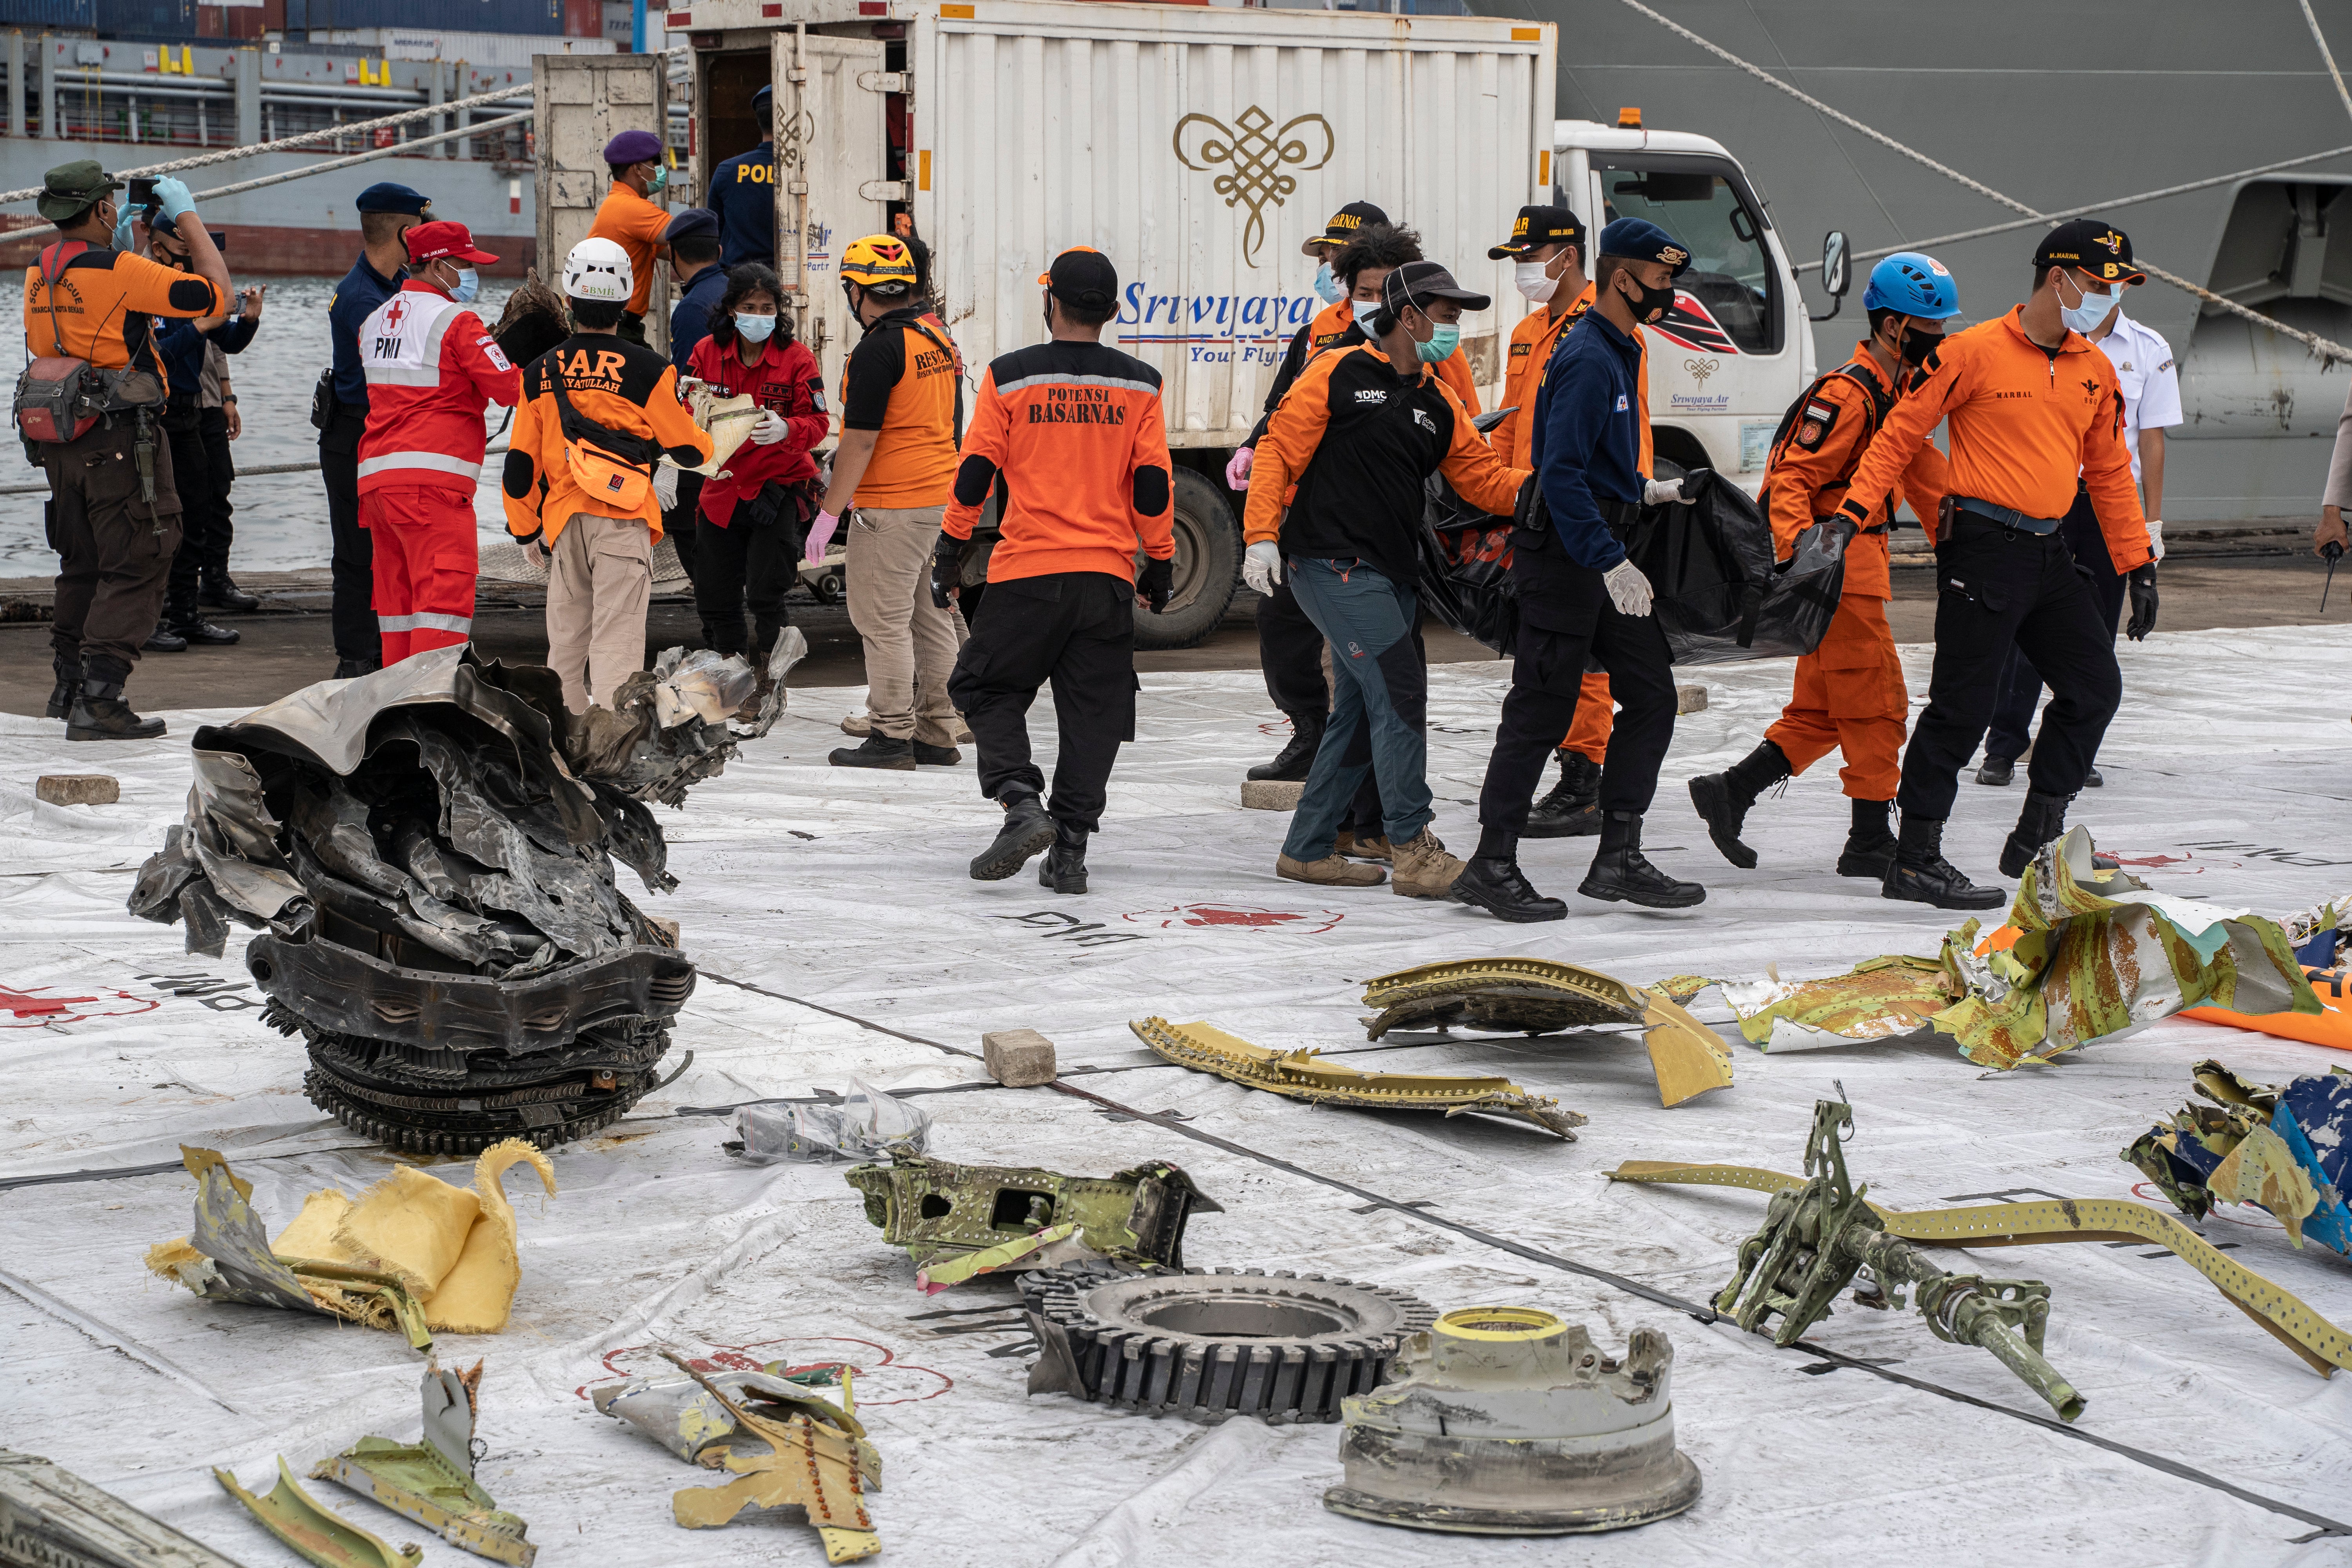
983, 1028, 1058, 1087
1675, 684, 1708, 716
36, 774, 118, 806
1241, 778, 1305, 811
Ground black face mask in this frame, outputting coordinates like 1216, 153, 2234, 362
1892, 324, 1939, 366
1618, 271, 1677, 324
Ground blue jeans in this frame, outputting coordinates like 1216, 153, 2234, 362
1281, 557, 1432, 859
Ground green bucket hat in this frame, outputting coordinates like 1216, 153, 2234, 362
37, 159, 122, 224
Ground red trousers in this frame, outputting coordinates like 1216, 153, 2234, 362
1764, 594, 1907, 801
363, 485, 479, 664
1560, 670, 1613, 763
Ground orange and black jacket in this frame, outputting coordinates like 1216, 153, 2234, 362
1764, 345, 1949, 601
943, 341, 1174, 583
1247, 300, 1483, 447
502, 332, 711, 546
840, 304, 962, 508
22, 239, 222, 374
1244, 341, 1527, 588
1839, 305, 2150, 571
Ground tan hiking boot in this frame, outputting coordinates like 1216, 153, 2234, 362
1390, 829, 1466, 900
1334, 829, 1392, 862
841, 711, 873, 737
1277, 851, 1385, 887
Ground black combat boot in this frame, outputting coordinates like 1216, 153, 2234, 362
1686, 740, 1791, 869
971, 789, 1056, 880
332, 657, 383, 680
1882, 813, 2004, 909
1453, 853, 1569, 923
143, 620, 188, 653
1999, 790, 2072, 879
913, 740, 962, 765
1975, 756, 2015, 786
1524, 750, 1602, 837
1579, 811, 1705, 908
67, 658, 166, 742
199, 571, 261, 612
1247, 710, 1325, 782
44, 650, 80, 720
829, 733, 918, 771
1039, 821, 1089, 895
1837, 798, 1898, 880
163, 595, 240, 645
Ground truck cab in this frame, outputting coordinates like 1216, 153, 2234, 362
1554, 118, 1813, 489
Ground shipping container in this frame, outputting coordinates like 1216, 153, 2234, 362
664, 0, 1554, 642
0, 0, 97, 29
288, 0, 561, 37
560, 0, 596, 35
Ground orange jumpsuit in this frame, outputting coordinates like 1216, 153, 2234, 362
1488, 281, 1648, 766
1759, 345, 1949, 801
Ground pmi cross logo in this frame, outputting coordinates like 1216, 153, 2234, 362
1173, 106, 1335, 270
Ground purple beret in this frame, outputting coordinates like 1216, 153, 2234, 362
603, 129, 665, 167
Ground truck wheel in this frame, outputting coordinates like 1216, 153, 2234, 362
1133, 466, 1240, 652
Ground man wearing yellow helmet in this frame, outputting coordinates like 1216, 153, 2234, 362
806, 234, 967, 769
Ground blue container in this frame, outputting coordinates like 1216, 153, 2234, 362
287, 0, 561, 33
90, 0, 192, 35
0, 0, 98, 29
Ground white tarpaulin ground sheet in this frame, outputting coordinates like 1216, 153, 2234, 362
5, 624, 2352, 1567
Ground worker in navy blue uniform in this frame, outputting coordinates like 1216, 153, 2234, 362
662, 206, 730, 590
321, 180, 430, 678
1457, 217, 1708, 922
707, 84, 776, 270
141, 207, 259, 654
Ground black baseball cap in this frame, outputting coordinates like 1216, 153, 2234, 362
1382, 259, 1490, 316
1040, 245, 1119, 313
1303, 200, 1388, 257
1490, 203, 1584, 259
2033, 219, 2144, 285
664, 207, 719, 244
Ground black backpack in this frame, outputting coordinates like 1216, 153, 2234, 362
1755, 360, 1895, 519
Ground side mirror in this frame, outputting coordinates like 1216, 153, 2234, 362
1817, 229, 1850, 320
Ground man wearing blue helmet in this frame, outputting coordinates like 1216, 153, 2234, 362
1686, 251, 1956, 879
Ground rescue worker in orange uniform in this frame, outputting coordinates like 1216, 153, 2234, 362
1686, 252, 1957, 879
1837, 220, 2157, 908
1231, 203, 1483, 786
586, 129, 673, 346
23, 161, 228, 740
941, 247, 1176, 895
355, 220, 520, 665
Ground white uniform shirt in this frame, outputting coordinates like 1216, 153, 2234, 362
2091, 310, 2182, 484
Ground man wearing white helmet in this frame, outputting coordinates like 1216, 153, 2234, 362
503, 237, 712, 711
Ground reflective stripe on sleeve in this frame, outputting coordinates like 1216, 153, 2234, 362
357, 452, 485, 479
377, 612, 474, 634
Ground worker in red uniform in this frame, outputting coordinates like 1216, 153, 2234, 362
586, 128, 673, 346
1687, 252, 1957, 878
354, 219, 519, 664
1836, 220, 2157, 907
942, 246, 1176, 895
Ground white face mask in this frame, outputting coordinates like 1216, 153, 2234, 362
1514, 258, 1560, 304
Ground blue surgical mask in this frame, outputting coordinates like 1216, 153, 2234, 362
1351, 301, 1380, 330
648, 164, 669, 194
1416, 323, 1460, 364
1313, 260, 1345, 306
2059, 274, 2119, 336
450, 267, 480, 305
736, 311, 777, 343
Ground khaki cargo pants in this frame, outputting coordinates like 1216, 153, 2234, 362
547, 510, 652, 713
846, 502, 962, 745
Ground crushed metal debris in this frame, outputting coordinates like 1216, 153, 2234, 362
313, 1361, 536, 1566
1131, 1015, 1586, 1137
654, 1351, 879, 1562
2128, 1059, 2352, 1259
844, 1151, 1221, 1286
215, 1455, 422, 1568
1, 1447, 247, 1567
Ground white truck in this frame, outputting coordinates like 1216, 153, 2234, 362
536, 8, 1808, 647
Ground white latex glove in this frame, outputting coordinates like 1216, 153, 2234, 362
803, 508, 841, 564
750, 409, 789, 446
1243, 540, 1284, 595
1604, 557, 1653, 617
653, 463, 680, 510
1225, 446, 1255, 489
1644, 477, 1690, 506
2146, 517, 2165, 562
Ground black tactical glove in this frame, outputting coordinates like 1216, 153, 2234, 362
1138, 555, 1174, 614
2125, 561, 2158, 641
929, 530, 965, 609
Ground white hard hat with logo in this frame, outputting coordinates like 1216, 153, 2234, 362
563, 236, 634, 303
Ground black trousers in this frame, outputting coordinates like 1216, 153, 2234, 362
161, 413, 229, 619
947, 570, 1137, 834
1898, 515, 2123, 819
664, 470, 704, 588
693, 503, 797, 659
1477, 525, 1677, 836
1255, 577, 1328, 716
199, 406, 234, 578
318, 403, 375, 664
1984, 488, 2127, 764
46, 416, 182, 675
